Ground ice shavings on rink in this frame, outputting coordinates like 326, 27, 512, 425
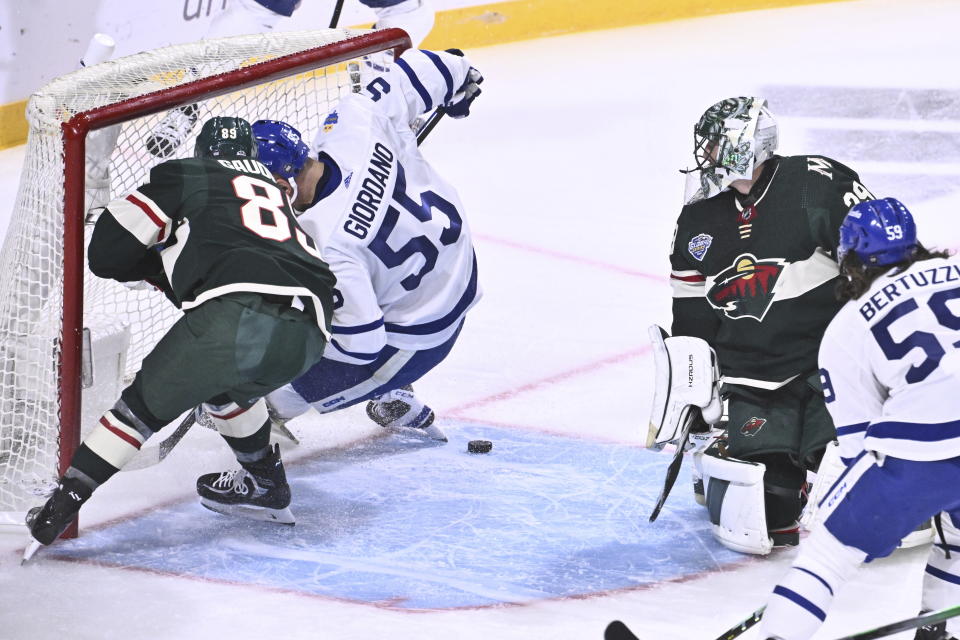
43, 424, 742, 609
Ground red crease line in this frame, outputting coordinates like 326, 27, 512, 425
474, 232, 665, 282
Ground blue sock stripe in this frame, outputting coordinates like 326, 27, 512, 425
935, 543, 960, 553
773, 585, 827, 621
794, 567, 834, 596
925, 564, 960, 585
395, 58, 432, 111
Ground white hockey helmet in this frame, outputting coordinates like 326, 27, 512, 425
682, 97, 779, 204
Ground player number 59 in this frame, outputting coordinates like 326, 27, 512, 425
885, 225, 904, 241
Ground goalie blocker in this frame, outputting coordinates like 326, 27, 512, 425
648, 325, 798, 554
647, 325, 722, 448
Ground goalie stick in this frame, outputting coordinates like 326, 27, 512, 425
605, 606, 764, 640
647, 406, 697, 522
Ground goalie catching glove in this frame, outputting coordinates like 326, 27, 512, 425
646, 325, 722, 448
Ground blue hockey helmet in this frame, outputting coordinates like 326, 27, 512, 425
838, 197, 918, 266
251, 119, 309, 180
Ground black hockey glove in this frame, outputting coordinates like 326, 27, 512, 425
444, 48, 483, 119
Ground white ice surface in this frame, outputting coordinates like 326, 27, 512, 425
2, 1, 960, 638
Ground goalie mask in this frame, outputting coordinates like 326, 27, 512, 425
681, 97, 778, 204
194, 116, 258, 159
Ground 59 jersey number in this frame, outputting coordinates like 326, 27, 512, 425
821, 284, 960, 402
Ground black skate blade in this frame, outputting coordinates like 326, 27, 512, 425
21, 539, 42, 565
199, 498, 295, 525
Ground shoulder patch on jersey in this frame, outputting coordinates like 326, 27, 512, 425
688, 233, 713, 261
323, 111, 339, 133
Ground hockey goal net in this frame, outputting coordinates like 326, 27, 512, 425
0, 28, 409, 525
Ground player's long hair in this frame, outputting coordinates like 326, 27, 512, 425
837, 244, 951, 301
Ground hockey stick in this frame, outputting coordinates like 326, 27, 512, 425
416, 107, 447, 146
834, 604, 960, 640
122, 410, 197, 471
328, 0, 345, 28
648, 406, 697, 522
605, 606, 764, 640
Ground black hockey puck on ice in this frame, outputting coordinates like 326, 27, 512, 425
467, 440, 492, 454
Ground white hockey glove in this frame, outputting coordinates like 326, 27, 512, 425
443, 49, 483, 119
646, 325, 722, 448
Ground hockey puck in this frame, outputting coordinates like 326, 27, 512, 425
467, 439, 492, 454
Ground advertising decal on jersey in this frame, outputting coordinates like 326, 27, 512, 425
707, 253, 786, 321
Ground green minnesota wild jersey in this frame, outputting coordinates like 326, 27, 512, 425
669, 155, 874, 386
89, 157, 336, 332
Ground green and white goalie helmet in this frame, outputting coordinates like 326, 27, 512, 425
681, 97, 778, 204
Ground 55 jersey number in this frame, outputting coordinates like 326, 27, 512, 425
367, 163, 462, 291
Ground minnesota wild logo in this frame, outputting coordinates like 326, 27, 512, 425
706, 253, 786, 321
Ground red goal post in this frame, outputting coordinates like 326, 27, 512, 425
0, 28, 410, 529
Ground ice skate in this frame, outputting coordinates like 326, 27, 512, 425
915, 618, 957, 640
196, 444, 294, 524
145, 103, 200, 158
366, 385, 446, 442
24, 476, 93, 550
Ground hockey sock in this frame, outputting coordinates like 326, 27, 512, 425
221, 419, 272, 464
206, 398, 273, 464
68, 406, 154, 488
757, 527, 865, 640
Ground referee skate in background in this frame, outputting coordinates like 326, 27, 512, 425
24, 117, 335, 559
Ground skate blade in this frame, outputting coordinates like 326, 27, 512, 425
270, 421, 300, 445
199, 498, 295, 525
21, 539, 42, 565
389, 423, 448, 443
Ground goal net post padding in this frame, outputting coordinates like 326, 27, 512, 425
0, 28, 409, 531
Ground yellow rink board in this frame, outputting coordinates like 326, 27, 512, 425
0, 0, 851, 150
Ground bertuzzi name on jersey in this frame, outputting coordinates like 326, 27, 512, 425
343, 141, 394, 240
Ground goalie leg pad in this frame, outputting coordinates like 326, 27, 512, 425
647, 325, 721, 448
701, 453, 772, 555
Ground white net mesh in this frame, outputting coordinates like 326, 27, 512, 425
0, 28, 399, 517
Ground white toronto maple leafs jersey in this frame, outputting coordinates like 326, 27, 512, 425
296, 49, 481, 364
819, 254, 960, 463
